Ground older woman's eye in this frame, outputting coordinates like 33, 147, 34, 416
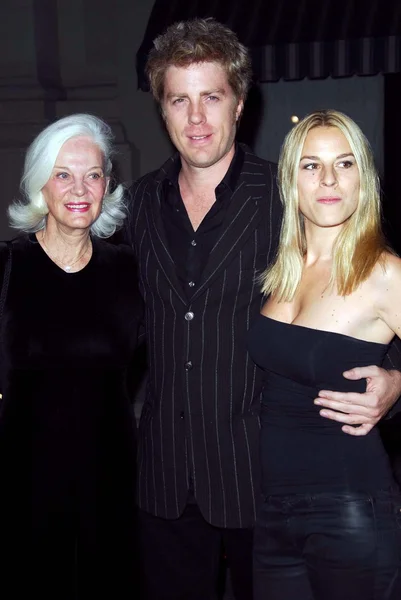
89, 172, 103, 180
56, 172, 69, 180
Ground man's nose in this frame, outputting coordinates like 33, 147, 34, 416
188, 102, 206, 125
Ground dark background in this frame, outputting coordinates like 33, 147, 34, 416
0, 2, 399, 596
0, 0, 400, 248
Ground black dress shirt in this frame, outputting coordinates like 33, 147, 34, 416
161, 146, 244, 296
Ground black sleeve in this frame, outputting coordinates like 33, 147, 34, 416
0, 242, 12, 396
108, 176, 151, 248
271, 162, 284, 256
382, 337, 401, 418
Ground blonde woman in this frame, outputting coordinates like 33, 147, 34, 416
248, 110, 401, 600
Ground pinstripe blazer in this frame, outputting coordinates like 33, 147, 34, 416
127, 146, 283, 528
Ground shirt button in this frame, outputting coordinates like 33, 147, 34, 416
191, 240, 197, 247
185, 311, 194, 321
180, 411, 185, 420
188, 281, 195, 288
184, 361, 193, 371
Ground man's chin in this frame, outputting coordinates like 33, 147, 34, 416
188, 158, 218, 169
178, 147, 212, 167
183, 149, 232, 170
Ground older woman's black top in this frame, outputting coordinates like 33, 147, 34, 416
0, 234, 143, 597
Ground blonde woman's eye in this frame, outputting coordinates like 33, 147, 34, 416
339, 160, 354, 168
304, 163, 318, 170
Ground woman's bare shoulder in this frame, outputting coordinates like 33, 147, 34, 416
369, 251, 401, 301
377, 251, 401, 281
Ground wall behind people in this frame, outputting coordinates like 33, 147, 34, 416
0, 0, 386, 243
0, 0, 172, 240
249, 75, 384, 174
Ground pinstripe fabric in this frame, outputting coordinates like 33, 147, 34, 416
127, 146, 282, 528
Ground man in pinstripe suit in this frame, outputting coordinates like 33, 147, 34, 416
127, 18, 401, 600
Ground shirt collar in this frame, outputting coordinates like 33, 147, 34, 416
219, 143, 244, 193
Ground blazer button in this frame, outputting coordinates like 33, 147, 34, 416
184, 311, 194, 321
180, 411, 185, 420
184, 361, 193, 371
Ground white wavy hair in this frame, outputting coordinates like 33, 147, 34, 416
8, 113, 126, 238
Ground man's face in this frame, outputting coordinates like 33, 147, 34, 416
162, 61, 243, 170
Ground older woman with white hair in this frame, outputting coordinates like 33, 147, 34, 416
0, 114, 142, 598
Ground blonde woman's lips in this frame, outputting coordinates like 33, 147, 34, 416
317, 197, 341, 204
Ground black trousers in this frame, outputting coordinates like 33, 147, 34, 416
137, 500, 253, 599
253, 489, 401, 600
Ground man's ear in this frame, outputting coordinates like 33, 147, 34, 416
160, 102, 167, 123
235, 98, 244, 122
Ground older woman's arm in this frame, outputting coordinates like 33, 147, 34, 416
0, 241, 12, 401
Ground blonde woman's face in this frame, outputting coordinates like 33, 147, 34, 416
297, 126, 360, 231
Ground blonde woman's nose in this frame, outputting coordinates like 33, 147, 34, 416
321, 165, 337, 187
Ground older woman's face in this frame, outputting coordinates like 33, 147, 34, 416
42, 136, 108, 233
297, 126, 360, 232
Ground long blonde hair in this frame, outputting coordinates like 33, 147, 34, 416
260, 109, 386, 300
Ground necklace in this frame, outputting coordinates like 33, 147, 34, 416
40, 232, 91, 272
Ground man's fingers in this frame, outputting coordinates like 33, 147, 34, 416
343, 365, 381, 380
315, 398, 381, 418
318, 409, 374, 424
317, 390, 365, 404
341, 423, 374, 436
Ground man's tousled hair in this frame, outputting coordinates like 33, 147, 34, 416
146, 18, 252, 104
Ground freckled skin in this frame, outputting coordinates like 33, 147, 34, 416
261, 125, 401, 436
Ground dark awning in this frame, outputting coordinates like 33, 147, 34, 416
137, 0, 401, 89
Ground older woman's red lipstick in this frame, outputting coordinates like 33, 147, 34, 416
65, 203, 91, 212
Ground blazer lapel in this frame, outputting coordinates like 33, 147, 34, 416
189, 149, 268, 302
145, 157, 187, 305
